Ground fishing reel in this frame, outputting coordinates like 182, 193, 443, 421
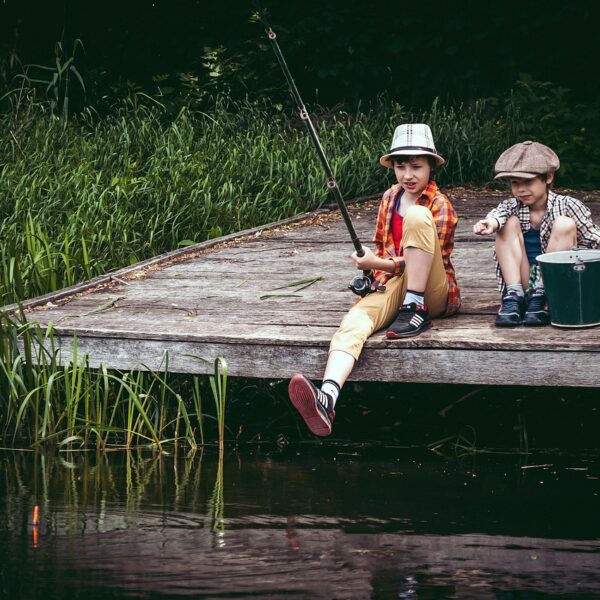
348, 270, 385, 297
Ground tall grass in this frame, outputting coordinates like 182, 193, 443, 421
209, 357, 228, 459
0, 309, 225, 450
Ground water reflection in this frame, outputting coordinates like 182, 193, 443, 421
1, 449, 600, 599
208, 458, 225, 547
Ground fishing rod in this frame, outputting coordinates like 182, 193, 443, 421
252, 2, 382, 297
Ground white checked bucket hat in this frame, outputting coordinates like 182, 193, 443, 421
379, 123, 445, 168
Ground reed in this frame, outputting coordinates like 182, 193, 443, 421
0, 309, 225, 450
209, 357, 228, 458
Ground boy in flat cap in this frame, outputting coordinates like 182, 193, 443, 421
288, 124, 460, 436
473, 140, 600, 326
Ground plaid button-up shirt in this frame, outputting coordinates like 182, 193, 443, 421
372, 181, 461, 316
486, 190, 600, 296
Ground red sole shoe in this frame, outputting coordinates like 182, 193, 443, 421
288, 373, 333, 437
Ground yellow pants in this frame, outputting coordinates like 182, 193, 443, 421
330, 205, 449, 360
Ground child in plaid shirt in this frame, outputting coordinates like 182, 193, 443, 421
287, 124, 460, 437
473, 140, 600, 326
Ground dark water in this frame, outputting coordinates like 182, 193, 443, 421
1, 448, 600, 599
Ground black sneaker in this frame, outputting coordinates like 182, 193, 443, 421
495, 292, 525, 327
523, 290, 550, 326
288, 373, 335, 436
386, 303, 431, 339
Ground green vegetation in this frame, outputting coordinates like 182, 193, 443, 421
0, 310, 230, 450
0, 97, 385, 306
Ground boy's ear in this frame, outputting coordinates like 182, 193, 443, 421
546, 172, 555, 185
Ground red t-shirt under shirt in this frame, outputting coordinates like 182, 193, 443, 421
391, 208, 403, 253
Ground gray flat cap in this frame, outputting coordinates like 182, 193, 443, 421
494, 140, 560, 179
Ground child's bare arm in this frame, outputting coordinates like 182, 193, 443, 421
351, 246, 401, 273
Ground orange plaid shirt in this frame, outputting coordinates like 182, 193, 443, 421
373, 181, 461, 315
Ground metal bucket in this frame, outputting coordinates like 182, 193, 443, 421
537, 249, 600, 328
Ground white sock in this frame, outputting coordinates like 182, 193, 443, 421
321, 380, 340, 406
506, 283, 524, 298
403, 289, 425, 307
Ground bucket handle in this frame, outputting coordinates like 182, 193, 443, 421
573, 256, 586, 272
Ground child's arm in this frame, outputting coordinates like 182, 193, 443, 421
352, 246, 402, 273
473, 198, 519, 236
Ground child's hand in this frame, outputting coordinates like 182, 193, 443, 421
351, 246, 379, 270
473, 218, 498, 235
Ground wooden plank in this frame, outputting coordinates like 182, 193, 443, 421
26, 307, 600, 351
33, 334, 600, 387
23, 238, 497, 310
25, 292, 498, 325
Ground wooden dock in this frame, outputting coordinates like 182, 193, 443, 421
10, 188, 600, 387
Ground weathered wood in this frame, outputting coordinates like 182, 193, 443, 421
11, 192, 600, 388
3, 208, 333, 313
27, 310, 600, 353
32, 334, 600, 386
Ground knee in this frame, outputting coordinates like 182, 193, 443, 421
330, 309, 374, 360
497, 215, 521, 240
404, 205, 432, 229
338, 308, 375, 338
551, 215, 576, 237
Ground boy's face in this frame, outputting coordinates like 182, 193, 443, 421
393, 156, 432, 195
508, 173, 554, 209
